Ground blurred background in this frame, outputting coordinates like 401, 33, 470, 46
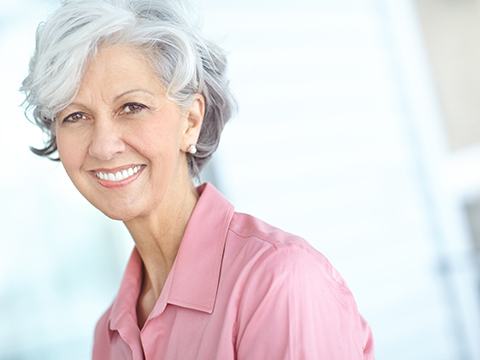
1, 0, 480, 358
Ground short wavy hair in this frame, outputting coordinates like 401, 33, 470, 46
20, 0, 236, 177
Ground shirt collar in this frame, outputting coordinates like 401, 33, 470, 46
109, 182, 234, 330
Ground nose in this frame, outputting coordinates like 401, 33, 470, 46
87, 119, 125, 161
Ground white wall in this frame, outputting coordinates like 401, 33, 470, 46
202, 0, 480, 358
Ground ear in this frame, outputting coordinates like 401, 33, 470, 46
182, 94, 205, 150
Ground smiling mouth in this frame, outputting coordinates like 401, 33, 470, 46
91, 164, 146, 188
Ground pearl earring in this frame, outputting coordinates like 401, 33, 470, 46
187, 144, 197, 154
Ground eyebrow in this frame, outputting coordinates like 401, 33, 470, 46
65, 89, 155, 109
113, 88, 155, 101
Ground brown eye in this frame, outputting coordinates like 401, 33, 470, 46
63, 112, 87, 123
122, 102, 147, 114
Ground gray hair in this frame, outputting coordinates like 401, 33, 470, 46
20, 0, 236, 177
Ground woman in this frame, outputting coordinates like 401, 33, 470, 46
21, 0, 374, 358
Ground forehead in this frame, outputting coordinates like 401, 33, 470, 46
76, 44, 163, 98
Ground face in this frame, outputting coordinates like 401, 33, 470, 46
55, 44, 204, 221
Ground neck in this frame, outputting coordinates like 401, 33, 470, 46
123, 176, 199, 299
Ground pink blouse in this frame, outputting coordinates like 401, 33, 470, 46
92, 182, 374, 359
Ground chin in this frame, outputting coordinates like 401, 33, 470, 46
101, 208, 139, 221
89, 198, 145, 222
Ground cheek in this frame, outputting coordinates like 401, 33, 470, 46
56, 132, 86, 172
134, 114, 184, 159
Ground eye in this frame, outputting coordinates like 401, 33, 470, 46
62, 112, 87, 124
121, 102, 147, 115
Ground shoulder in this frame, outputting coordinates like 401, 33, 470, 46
92, 304, 113, 346
227, 212, 350, 295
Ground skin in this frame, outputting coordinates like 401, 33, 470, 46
55, 44, 205, 329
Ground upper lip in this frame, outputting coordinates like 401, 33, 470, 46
89, 164, 145, 173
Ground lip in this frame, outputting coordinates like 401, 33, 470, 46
90, 164, 146, 189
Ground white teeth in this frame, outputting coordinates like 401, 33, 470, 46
95, 165, 142, 182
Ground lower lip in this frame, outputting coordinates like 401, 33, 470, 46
93, 166, 145, 189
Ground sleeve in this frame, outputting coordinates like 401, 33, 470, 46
234, 246, 374, 360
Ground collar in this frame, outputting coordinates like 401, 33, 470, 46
108, 182, 235, 330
